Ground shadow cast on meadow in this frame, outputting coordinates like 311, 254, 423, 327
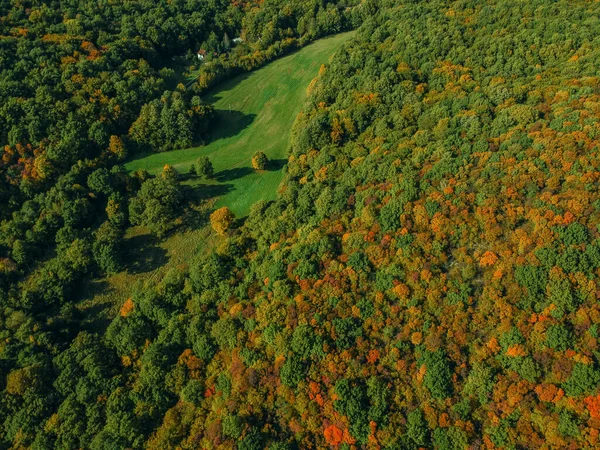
208, 110, 256, 141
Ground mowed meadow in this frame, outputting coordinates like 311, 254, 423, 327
126, 31, 354, 217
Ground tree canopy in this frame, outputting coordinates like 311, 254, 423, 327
2, 0, 600, 448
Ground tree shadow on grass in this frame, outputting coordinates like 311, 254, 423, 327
204, 72, 254, 103
125, 234, 169, 275
123, 109, 255, 166
267, 158, 288, 171
215, 166, 254, 182
73, 279, 114, 334
208, 110, 256, 142
179, 172, 198, 181
187, 183, 234, 203
184, 183, 235, 230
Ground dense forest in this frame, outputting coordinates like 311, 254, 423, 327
2, 0, 600, 448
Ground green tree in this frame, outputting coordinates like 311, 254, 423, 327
420, 350, 453, 399
93, 221, 124, 274
129, 170, 184, 237
195, 155, 214, 179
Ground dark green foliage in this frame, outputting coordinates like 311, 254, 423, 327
211, 318, 238, 350
238, 427, 264, 450
514, 357, 541, 383
514, 265, 547, 309
4, 1, 600, 448
379, 198, 403, 232
546, 324, 573, 352
420, 350, 453, 399
424, 200, 441, 217
130, 92, 213, 152
547, 278, 579, 317
280, 355, 306, 388
190, 252, 229, 292
251, 151, 269, 170
333, 317, 363, 350
356, 298, 374, 318
181, 380, 204, 406
334, 377, 389, 444
334, 378, 370, 443
294, 258, 320, 279
268, 443, 293, 450
129, 173, 184, 237
290, 325, 321, 359
106, 315, 153, 356
195, 155, 214, 179
366, 376, 390, 425
87, 169, 115, 197
216, 373, 232, 398
557, 222, 589, 246
432, 427, 468, 450
558, 410, 580, 437
11, 239, 29, 267
406, 409, 429, 447
93, 222, 124, 274
496, 328, 541, 382
193, 335, 217, 362
563, 363, 600, 397
347, 251, 370, 272
222, 414, 244, 439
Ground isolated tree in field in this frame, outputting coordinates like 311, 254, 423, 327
195, 155, 213, 179
251, 151, 268, 170
210, 207, 235, 235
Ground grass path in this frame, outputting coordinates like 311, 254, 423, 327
126, 31, 354, 216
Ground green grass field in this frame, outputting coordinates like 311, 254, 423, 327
126, 31, 354, 216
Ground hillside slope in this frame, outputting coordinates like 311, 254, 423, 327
124, 1, 600, 448
4, 1, 600, 449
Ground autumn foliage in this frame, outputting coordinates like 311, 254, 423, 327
4, 1, 600, 449
210, 206, 236, 235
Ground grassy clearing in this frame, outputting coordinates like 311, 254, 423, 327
126, 31, 354, 217
78, 32, 353, 324
76, 220, 221, 332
